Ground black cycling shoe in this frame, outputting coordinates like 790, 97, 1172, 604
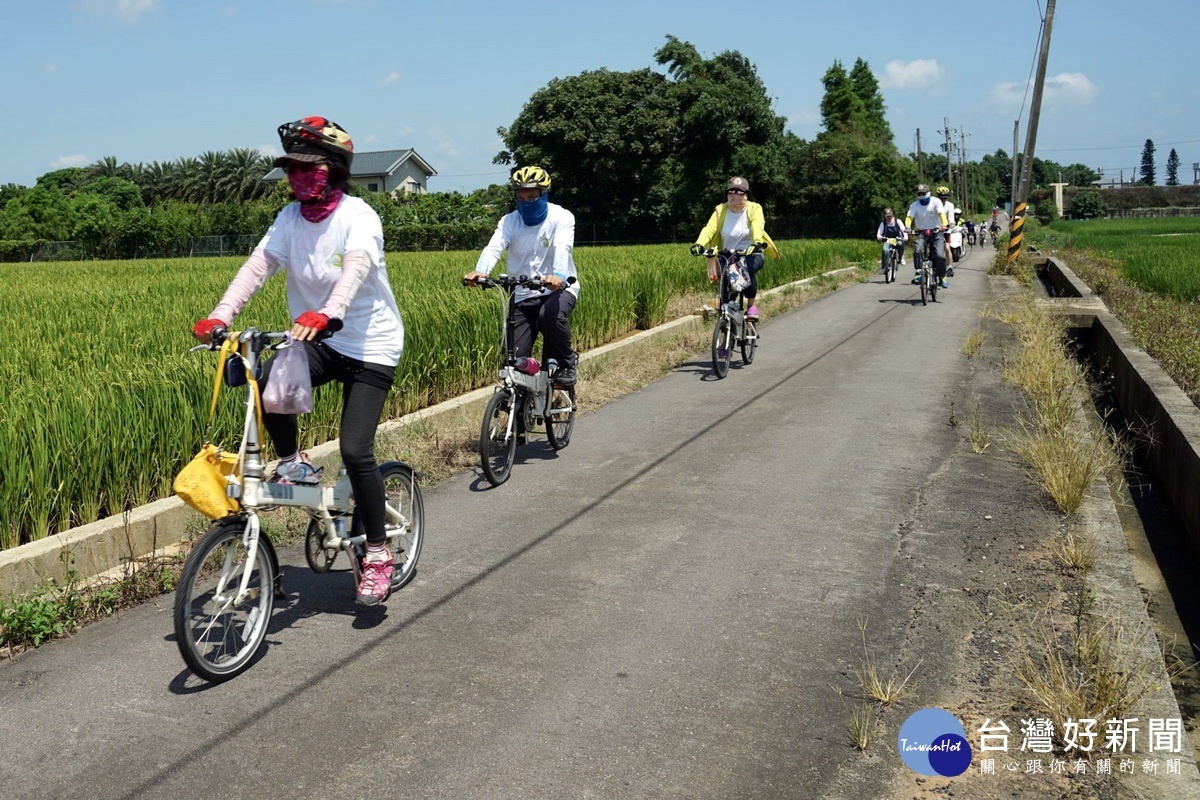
553, 365, 577, 387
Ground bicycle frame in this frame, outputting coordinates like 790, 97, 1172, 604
201, 329, 409, 586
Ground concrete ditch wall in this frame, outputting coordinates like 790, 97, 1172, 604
1041, 256, 1200, 562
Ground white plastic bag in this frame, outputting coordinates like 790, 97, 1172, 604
262, 337, 314, 415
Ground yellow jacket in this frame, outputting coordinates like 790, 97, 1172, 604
695, 201, 781, 259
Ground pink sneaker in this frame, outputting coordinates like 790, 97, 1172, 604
746, 305, 760, 321
356, 555, 394, 606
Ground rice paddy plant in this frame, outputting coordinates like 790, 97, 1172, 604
1, 238, 874, 548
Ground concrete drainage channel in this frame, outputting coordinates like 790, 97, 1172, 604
1036, 255, 1200, 776
0, 265, 862, 598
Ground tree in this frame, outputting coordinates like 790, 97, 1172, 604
495, 66, 679, 238
1070, 189, 1105, 219
1166, 148, 1180, 186
819, 61, 865, 137
796, 58, 913, 236
848, 59, 893, 147
82, 177, 145, 211
653, 36, 796, 232
1139, 138, 1156, 185
1061, 163, 1100, 187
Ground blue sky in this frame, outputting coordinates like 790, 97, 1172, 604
8, 0, 1198, 192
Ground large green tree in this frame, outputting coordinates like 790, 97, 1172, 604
654, 34, 796, 227
495, 67, 678, 238
800, 58, 913, 235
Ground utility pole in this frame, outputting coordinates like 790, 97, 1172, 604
1009, 0, 1056, 266
943, 118, 954, 191
916, 129, 924, 182
1011, 121, 1019, 214
959, 129, 968, 210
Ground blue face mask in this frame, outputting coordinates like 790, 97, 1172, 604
516, 193, 549, 226
918, 195, 931, 206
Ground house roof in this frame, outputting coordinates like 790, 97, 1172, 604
262, 148, 438, 182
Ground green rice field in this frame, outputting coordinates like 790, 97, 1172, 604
1, 239, 876, 549
1048, 217, 1200, 301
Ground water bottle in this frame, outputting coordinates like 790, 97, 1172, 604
334, 517, 346, 538
514, 356, 540, 375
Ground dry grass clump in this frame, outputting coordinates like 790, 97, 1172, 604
836, 617, 920, 751
994, 299, 1123, 514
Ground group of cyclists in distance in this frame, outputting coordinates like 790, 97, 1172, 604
875, 183, 1003, 290
189, 114, 1005, 608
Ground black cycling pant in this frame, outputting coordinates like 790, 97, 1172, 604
262, 341, 396, 545
511, 291, 577, 368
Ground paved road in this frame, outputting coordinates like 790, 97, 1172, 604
0, 245, 994, 799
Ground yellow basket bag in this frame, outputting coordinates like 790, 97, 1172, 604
173, 334, 263, 519
174, 443, 241, 519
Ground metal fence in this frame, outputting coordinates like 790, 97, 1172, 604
20, 235, 262, 262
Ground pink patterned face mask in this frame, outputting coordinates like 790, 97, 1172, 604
287, 164, 329, 201
286, 164, 343, 222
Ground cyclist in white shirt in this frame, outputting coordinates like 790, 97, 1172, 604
904, 183, 950, 288
464, 166, 580, 387
192, 116, 405, 607
935, 185, 958, 278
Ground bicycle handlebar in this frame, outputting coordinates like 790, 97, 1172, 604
462, 274, 577, 291
692, 247, 754, 259
194, 322, 341, 352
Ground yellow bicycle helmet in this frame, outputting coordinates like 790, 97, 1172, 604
511, 166, 552, 192
935, 185, 950, 197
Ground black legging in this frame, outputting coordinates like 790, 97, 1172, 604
262, 341, 395, 545
510, 290, 578, 367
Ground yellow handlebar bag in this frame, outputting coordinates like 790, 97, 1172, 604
173, 334, 247, 519
173, 444, 241, 519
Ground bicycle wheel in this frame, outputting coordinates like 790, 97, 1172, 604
930, 271, 939, 303
711, 317, 732, 379
919, 269, 928, 306
480, 388, 517, 486
173, 518, 274, 683
545, 385, 576, 450
379, 462, 424, 591
740, 319, 758, 365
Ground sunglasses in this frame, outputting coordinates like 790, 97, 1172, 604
727, 188, 746, 195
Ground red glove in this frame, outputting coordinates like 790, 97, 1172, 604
192, 318, 226, 340
295, 310, 330, 331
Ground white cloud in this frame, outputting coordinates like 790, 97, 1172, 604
991, 72, 1098, 109
44, 64, 59, 74
1044, 72, 1098, 104
73, 0, 159, 22
53, 155, 90, 169
382, 71, 402, 85
430, 130, 462, 158
878, 59, 945, 91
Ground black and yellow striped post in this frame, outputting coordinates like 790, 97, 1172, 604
1006, 202, 1025, 266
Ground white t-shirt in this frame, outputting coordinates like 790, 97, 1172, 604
476, 203, 580, 304
259, 196, 404, 367
906, 197, 948, 231
720, 207, 753, 252
942, 200, 958, 226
